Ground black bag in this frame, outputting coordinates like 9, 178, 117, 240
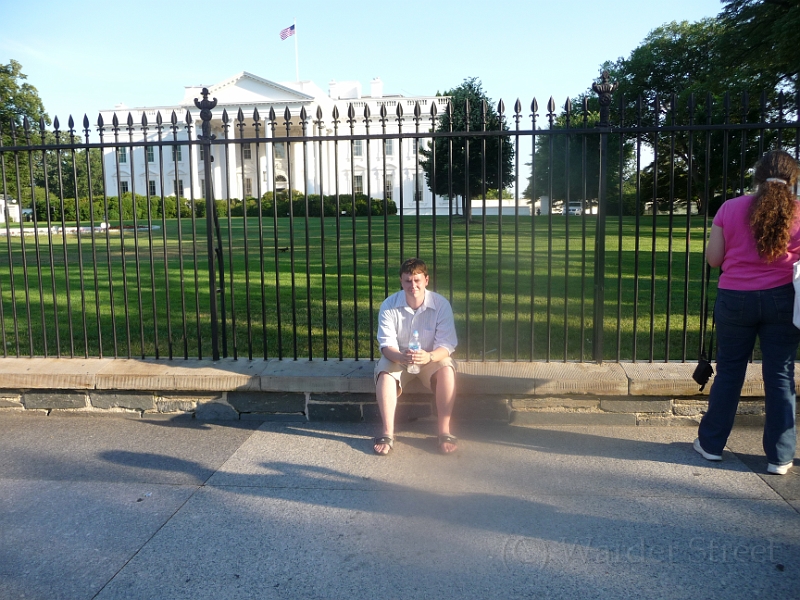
694, 264, 715, 392
692, 353, 714, 391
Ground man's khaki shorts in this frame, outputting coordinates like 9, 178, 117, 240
374, 355, 457, 394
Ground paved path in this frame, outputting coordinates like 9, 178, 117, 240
0, 416, 798, 599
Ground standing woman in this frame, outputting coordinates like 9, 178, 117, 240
695, 150, 800, 475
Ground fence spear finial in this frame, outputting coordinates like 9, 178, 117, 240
592, 70, 618, 128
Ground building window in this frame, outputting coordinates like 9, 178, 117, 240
176, 179, 184, 198
353, 140, 363, 157
276, 175, 287, 191
172, 145, 182, 162
147, 146, 155, 163
354, 175, 363, 195
385, 139, 393, 156
199, 178, 205, 194
118, 147, 127, 163
242, 143, 252, 160
148, 180, 157, 196
199, 146, 205, 161
414, 174, 423, 203
412, 139, 417, 156
120, 181, 129, 194
274, 143, 286, 159
385, 174, 393, 201
244, 178, 253, 197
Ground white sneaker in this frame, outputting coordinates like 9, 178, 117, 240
767, 462, 792, 475
693, 438, 722, 461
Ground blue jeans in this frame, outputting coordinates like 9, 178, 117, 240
698, 284, 800, 466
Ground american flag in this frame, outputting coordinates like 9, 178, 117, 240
280, 24, 295, 40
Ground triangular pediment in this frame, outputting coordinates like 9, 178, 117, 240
187, 72, 315, 107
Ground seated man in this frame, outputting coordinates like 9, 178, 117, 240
373, 258, 458, 455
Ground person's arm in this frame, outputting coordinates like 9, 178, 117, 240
706, 224, 725, 267
425, 347, 450, 363
381, 345, 409, 365
377, 300, 407, 364
429, 297, 457, 360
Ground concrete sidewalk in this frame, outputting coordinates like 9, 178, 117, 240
0, 416, 798, 600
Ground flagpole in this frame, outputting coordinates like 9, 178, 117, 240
294, 18, 299, 81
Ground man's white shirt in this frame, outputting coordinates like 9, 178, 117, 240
377, 289, 458, 355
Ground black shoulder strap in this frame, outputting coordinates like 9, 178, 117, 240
700, 263, 715, 361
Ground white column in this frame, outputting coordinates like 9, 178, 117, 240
291, 132, 305, 194
190, 121, 202, 199
261, 120, 270, 195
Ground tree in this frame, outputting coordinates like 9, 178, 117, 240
0, 60, 50, 203
718, 0, 800, 89
602, 20, 736, 118
0, 60, 48, 128
485, 188, 513, 200
601, 13, 798, 111
419, 77, 514, 220
40, 135, 106, 206
525, 95, 636, 214
595, 17, 793, 214
0, 64, 106, 212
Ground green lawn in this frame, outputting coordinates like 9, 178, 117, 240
0, 212, 717, 362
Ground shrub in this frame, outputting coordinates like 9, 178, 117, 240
261, 190, 397, 217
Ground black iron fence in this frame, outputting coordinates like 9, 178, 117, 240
1, 76, 798, 362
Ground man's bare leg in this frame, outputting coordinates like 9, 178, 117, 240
434, 366, 457, 453
375, 372, 398, 455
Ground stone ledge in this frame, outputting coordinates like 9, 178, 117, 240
0, 357, 794, 424
0, 358, 789, 397
621, 361, 789, 397
0, 358, 112, 389
623, 362, 706, 396
456, 361, 628, 395
94, 359, 266, 391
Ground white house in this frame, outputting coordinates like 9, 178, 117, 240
99, 72, 453, 215
0, 195, 21, 224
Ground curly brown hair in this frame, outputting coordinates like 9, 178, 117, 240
748, 150, 800, 262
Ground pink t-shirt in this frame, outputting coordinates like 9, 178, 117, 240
713, 194, 800, 290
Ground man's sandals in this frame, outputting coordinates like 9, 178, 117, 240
373, 436, 394, 456
438, 434, 458, 455
373, 435, 458, 455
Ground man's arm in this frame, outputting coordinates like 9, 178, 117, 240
377, 298, 404, 364
378, 298, 418, 365
425, 346, 449, 363
381, 345, 410, 364
431, 296, 458, 357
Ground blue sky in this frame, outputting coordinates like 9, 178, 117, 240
1, 0, 724, 124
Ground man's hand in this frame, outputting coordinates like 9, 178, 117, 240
405, 349, 430, 366
382, 346, 445, 366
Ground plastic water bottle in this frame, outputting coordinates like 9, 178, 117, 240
407, 330, 421, 374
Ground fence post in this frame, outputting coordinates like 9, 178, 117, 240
591, 72, 618, 363
194, 88, 220, 361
